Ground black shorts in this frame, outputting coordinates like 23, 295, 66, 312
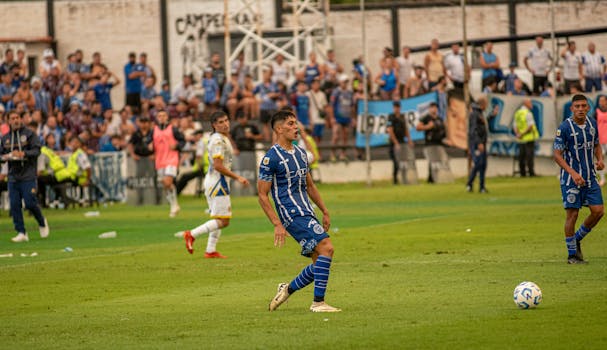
126, 93, 141, 110
260, 109, 276, 124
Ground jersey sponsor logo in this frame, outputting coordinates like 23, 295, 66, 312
287, 168, 307, 179
279, 158, 290, 165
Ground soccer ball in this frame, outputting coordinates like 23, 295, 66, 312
513, 281, 542, 309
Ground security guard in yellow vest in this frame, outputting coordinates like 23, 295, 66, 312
66, 137, 91, 186
37, 133, 73, 207
514, 98, 540, 177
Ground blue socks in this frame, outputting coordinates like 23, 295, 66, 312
575, 225, 591, 242
565, 236, 577, 257
288, 264, 314, 293
313, 256, 332, 302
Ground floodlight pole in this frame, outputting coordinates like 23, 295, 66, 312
224, 0, 231, 77
461, 0, 469, 108
361, 0, 371, 187
550, 0, 558, 125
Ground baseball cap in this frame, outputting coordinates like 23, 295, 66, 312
338, 74, 349, 82
204, 66, 213, 73
42, 48, 54, 58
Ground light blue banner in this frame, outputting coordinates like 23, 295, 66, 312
355, 92, 439, 148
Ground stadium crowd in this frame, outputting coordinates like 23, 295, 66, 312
0, 36, 605, 194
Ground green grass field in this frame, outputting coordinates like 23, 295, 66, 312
1, 177, 607, 349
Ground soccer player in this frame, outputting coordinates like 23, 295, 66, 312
183, 111, 249, 258
152, 110, 185, 218
258, 109, 341, 313
554, 94, 604, 264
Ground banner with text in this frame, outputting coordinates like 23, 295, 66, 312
486, 92, 603, 157
355, 92, 438, 148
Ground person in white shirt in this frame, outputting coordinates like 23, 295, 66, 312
560, 41, 583, 94
443, 43, 466, 90
524, 36, 552, 95
581, 42, 606, 92
307, 77, 329, 146
396, 46, 414, 98
271, 53, 289, 85
38, 49, 62, 80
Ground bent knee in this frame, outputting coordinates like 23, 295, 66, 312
218, 218, 230, 228
317, 240, 334, 257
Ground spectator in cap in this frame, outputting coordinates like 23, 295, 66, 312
39, 48, 62, 80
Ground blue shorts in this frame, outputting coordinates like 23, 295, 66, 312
335, 116, 351, 126
561, 181, 603, 209
285, 215, 330, 257
312, 124, 324, 138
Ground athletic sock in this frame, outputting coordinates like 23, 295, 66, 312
205, 229, 221, 253
565, 236, 577, 257
191, 219, 220, 238
165, 187, 177, 209
288, 264, 314, 294
574, 225, 591, 242
313, 256, 332, 302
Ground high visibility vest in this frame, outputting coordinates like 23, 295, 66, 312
514, 107, 539, 143
40, 146, 71, 181
67, 148, 88, 185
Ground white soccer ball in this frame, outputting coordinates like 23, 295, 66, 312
513, 281, 542, 309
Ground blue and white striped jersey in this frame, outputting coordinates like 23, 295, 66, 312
553, 116, 598, 186
259, 144, 315, 227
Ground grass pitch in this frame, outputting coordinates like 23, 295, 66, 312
1, 177, 607, 349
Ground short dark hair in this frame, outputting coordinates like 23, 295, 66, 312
210, 110, 227, 125
271, 109, 296, 130
571, 94, 587, 103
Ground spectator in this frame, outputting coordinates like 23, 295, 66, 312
241, 74, 258, 119
141, 76, 157, 105
90, 52, 107, 87
16, 49, 27, 79
253, 68, 279, 141
139, 52, 156, 82
159, 80, 171, 105
324, 49, 342, 83
292, 81, 311, 128
514, 98, 539, 177
482, 76, 498, 94
271, 53, 289, 85
68, 49, 92, 90
510, 78, 528, 96
504, 62, 519, 94
560, 41, 582, 94
540, 81, 556, 98
424, 39, 445, 90
124, 52, 146, 110
379, 47, 396, 69
396, 46, 414, 98
118, 106, 136, 140
201, 67, 220, 114
387, 101, 414, 185
466, 97, 489, 193
375, 57, 399, 100
99, 134, 123, 152
330, 74, 354, 162
443, 43, 466, 90
13, 78, 35, 111
595, 95, 607, 186
231, 111, 262, 154
64, 100, 83, 134
31, 77, 52, 116
581, 42, 605, 92
352, 56, 372, 97
524, 36, 552, 95
42, 115, 63, 150
42, 66, 64, 104
80, 110, 102, 152
0, 72, 16, 107
0, 48, 17, 76
406, 65, 428, 97
231, 51, 249, 86
55, 82, 77, 116
209, 52, 226, 92
39, 49, 62, 80
128, 115, 154, 163
172, 74, 199, 115
415, 102, 445, 183
93, 71, 120, 112
480, 41, 501, 89
303, 52, 324, 85
307, 77, 329, 146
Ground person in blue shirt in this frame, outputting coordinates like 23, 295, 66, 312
0, 72, 16, 109
140, 76, 157, 105
258, 109, 341, 313
254, 69, 279, 140
291, 81, 310, 127
330, 74, 354, 161
94, 72, 120, 112
480, 41, 501, 89
201, 67, 219, 112
554, 94, 604, 264
159, 81, 171, 105
124, 52, 146, 110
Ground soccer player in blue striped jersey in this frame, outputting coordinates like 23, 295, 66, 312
258, 109, 341, 313
554, 94, 605, 264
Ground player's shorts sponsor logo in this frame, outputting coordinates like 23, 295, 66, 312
567, 188, 580, 194
567, 193, 577, 204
